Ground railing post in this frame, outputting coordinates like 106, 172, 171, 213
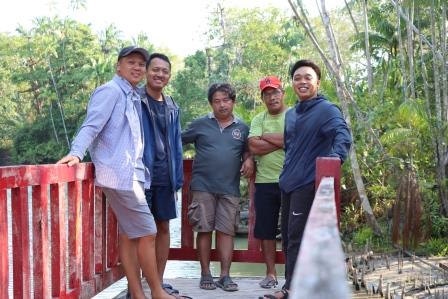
181, 160, 194, 249
0, 189, 8, 299
82, 179, 94, 282
315, 157, 341, 226
107, 203, 119, 268
32, 184, 50, 299
50, 183, 67, 298
68, 181, 82, 290
247, 175, 260, 251
95, 187, 107, 276
12, 186, 31, 299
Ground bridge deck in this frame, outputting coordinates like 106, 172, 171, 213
112, 277, 287, 299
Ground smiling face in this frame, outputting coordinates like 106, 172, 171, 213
210, 91, 235, 121
292, 66, 320, 101
116, 52, 146, 86
146, 57, 171, 92
261, 87, 285, 115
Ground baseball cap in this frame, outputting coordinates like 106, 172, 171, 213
259, 76, 282, 92
117, 46, 150, 61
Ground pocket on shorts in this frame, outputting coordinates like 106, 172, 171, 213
187, 201, 201, 226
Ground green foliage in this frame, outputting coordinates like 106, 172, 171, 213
1, 2, 447, 254
418, 238, 448, 256
350, 222, 394, 252
353, 226, 375, 248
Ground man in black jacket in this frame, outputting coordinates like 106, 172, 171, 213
260, 60, 352, 299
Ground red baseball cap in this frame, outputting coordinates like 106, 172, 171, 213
259, 76, 282, 92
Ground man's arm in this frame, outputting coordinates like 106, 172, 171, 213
240, 151, 254, 178
322, 106, 352, 162
181, 120, 197, 145
248, 136, 281, 156
58, 85, 119, 165
260, 132, 284, 148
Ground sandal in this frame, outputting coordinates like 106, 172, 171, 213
162, 283, 179, 294
259, 276, 278, 289
168, 295, 193, 299
215, 275, 238, 292
199, 273, 216, 290
258, 289, 289, 299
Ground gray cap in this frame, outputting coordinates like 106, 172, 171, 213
117, 46, 149, 61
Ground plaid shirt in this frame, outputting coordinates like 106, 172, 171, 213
70, 75, 148, 191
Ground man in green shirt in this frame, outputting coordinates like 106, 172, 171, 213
248, 76, 287, 289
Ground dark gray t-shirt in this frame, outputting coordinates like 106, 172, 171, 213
181, 113, 249, 197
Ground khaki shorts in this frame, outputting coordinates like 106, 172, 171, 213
187, 191, 240, 236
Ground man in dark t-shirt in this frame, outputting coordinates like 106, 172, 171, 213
182, 83, 254, 292
140, 53, 184, 296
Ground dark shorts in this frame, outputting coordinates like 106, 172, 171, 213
187, 191, 240, 236
145, 185, 178, 221
254, 183, 282, 240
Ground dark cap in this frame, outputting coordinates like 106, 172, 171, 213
117, 46, 149, 61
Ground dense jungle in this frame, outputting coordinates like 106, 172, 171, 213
0, 0, 447, 256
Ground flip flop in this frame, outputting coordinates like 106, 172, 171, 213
168, 294, 193, 299
259, 276, 278, 289
215, 275, 238, 292
162, 283, 179, 294
258, 289, 289, 299
199, 273, 216, 290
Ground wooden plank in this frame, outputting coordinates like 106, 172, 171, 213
0, 189, 8, 299
0, 163, 93, 188
247, 175, 261, 251
32, 184, 50, 299
12, 187, 31, 299
95, 187, 106, 274
107, 204, 119, 268
82, 179, 94, 281
68, 181, 82, 289
181, 160, 194, 249
315, 157, 341, 224
440, 262, 448, 272
50, 183, 67, 298
290, 177, 350, 299
118, 277, 287, 299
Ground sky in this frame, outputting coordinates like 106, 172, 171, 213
0, 0, 343, 57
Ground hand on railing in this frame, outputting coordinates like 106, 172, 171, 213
56, 155, 80, 166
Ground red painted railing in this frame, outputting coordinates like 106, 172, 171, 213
169, 157, 341, 263
0, 157, 340, 298
0, 164, 122, 299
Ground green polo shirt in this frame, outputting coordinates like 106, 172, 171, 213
181, 113, 249, 197
249, 110, 286, 183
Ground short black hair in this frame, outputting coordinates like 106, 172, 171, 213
290, 59, 321, 80
207, 83, 236, 103
146, 53, 171, 69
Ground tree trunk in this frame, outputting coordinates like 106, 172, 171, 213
362, 0, 373, 92
344, 0, 359, 35
431, 0, 448, 216
442, 2, 448, 123
48, 103, 60, 145
287, 0, 382, 235
396, 3, 408, 101
47, 57, 70, 149
406, 3, 416, 100
319, 0, 382, 235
